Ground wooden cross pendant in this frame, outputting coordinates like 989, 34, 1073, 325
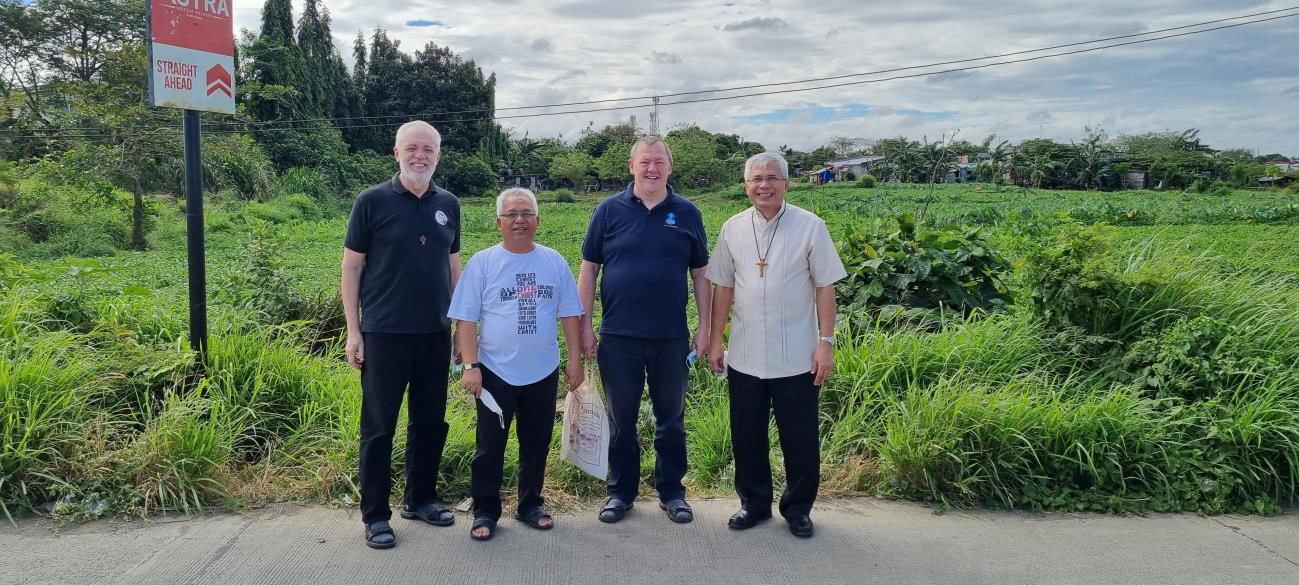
756, 259, 767, 277
419, 234, 428, 246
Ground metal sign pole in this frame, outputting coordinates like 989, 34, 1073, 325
183, 109, 207, 354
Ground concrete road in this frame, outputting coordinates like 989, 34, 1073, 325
2, 498, 1297, 585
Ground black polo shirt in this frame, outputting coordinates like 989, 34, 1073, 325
344, 174, 461, 334
581, 183, 708, 339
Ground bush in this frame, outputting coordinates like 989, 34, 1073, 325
857, 174, 876, 188
1016, 221, 1122, 336
276, 167, 334, 202
836, 214, 1012, 325
436, 149, 497, 197
1123, 316, 1278, 402
541, 188, 575, 203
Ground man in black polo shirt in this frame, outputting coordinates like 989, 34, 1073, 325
578, 136, 711, 524
342, 120, 462, 549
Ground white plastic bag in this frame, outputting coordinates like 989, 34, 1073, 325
560, 363, 609, 480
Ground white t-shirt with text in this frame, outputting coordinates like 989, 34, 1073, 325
447, 243, 583, 386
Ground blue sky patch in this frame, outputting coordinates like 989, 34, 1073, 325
407, 20, 446, 28
742, 103, 954, 124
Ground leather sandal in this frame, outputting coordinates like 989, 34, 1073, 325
516, 507, 555, 530
364, 521, 395, 549
401, 502, 455, 527
470, 516, 496, 541
598, 497, 633, 523
659, 499, 694, 524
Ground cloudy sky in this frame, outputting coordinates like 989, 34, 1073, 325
230, 0, 1299, 155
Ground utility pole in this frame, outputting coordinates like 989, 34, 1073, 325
650, 95, 660, 136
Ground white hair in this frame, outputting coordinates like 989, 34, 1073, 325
496, 187, 539, 216
744, 152, 789, 180
394, 120, 442, 150
630, 136, 674, 164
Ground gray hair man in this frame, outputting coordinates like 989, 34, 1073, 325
706, 151, 846, 538
342, 120, 463, 549
449, 188, 584, 541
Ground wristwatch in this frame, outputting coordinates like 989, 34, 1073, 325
464, 362, 480, 370
819, 336, 834, 346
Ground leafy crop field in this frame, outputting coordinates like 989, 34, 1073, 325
3, 180, 1298, 521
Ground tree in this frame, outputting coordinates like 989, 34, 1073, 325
548, 150, 594, 189
829, 136, 857, 158
36, 0, 145, 82
1071, 130, 1111, 190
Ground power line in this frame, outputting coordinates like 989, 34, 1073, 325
5, 9, 1296, 142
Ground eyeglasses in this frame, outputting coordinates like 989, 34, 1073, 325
746, 176, 788, 184
498, 211, 537, 220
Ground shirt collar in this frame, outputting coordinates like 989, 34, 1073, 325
622, 182, 679, 209
390, 173, 441, 199
751, 201, 787, 229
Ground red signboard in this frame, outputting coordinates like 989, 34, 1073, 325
147, 0, 235, 114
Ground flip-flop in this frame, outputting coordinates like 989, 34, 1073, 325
515, 507, 555, 530
470, 516, 496, 541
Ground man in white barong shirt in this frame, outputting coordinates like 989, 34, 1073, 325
706, 151, 847, 539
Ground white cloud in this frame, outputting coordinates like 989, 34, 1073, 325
230, 0, 1299, 154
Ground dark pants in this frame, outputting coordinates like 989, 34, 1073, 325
727, 367, 820, 519
470, 366, 558, 521
358, 331, 451, 524
597, 334, 690, 502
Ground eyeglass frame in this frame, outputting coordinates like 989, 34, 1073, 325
497, 211, 538, 220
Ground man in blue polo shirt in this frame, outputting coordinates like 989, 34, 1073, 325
342, 121, 462, 549
578, 136, 711, 524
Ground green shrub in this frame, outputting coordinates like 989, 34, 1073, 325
437, 149, 497, 197
277, 167, 334, 202
542, 188, 576, 203
1122, 316, 1279, 402
857, 174, 877, 188
836, 214, 1012, 325
216, 219, 305, 324
1016, 221, 1122, 335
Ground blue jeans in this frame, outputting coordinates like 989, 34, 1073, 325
597, 334, 690, 502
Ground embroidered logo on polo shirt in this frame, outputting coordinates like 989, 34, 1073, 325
435, 210, 449, 225
665, 212, 677, 227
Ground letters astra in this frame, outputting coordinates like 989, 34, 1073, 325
166, 0, 231, 16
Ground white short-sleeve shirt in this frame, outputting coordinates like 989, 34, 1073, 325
705, 203, 847, 379
447, 243, 584, 386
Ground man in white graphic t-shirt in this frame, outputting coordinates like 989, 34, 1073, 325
448, 187, 584, 541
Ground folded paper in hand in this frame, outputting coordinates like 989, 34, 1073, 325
478, 389, 506, 429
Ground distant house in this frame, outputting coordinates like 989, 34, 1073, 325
825, 155, 886, 179
1125, 170, 1148, 190
1267, 160, 1299, 173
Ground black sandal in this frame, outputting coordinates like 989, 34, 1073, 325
516, 507, 555, 530
401, 502, 455, 527
470, 517, 496, 541
365, 522, 395, 549
599, 497, 633, 523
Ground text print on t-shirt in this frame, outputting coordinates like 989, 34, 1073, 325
498, 273, 554, 335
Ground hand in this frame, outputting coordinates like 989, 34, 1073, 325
810, 342, 834, 386
580, 325, 598, 359
565, 360, 584, 391
345, 331, 364, 369
691, 329, 709, 363
461, 367, 483, 398
707, 340, 725, 374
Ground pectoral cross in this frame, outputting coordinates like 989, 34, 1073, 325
419, 234, 428, 246
756, 259, 767, 277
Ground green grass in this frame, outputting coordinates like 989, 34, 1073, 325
1, 177, 1298, 519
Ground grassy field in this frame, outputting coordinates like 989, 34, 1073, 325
3, 181, 1298, 521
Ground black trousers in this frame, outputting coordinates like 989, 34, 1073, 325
597, 334, 690, 502
358, 331, 451, 524
727, 367, 820, 519
470, 366, 558, 521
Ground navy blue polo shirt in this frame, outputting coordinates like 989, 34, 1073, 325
344, 174, 461, 334
581, 183, 708, 339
